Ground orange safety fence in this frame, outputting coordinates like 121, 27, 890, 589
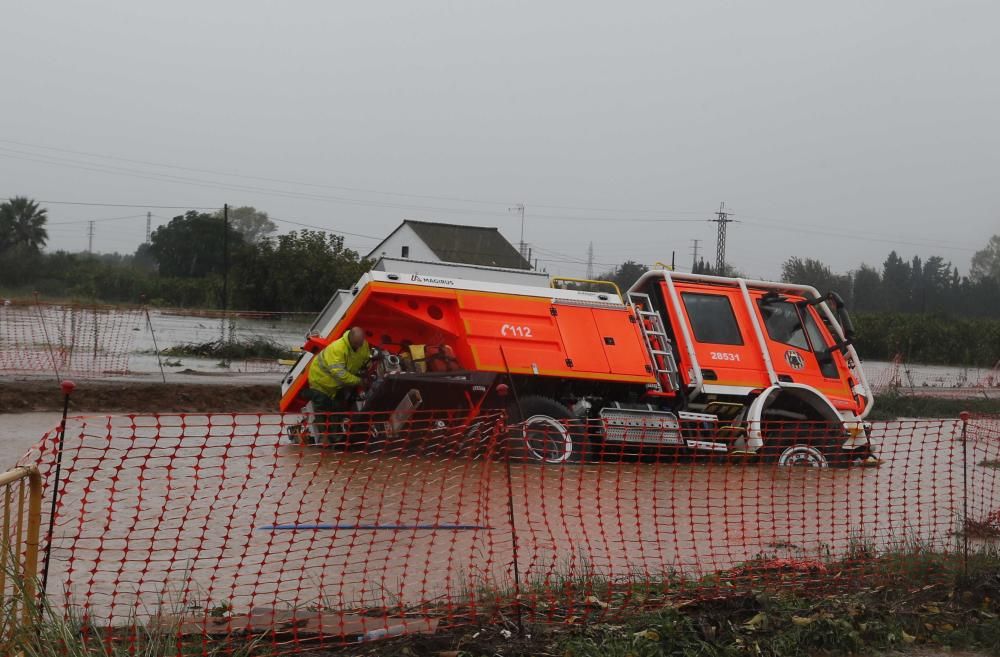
17, 412, 1000, 654
0, 301, 143, 378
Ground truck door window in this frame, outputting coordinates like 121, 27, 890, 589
757, 300, 809, 350
802, 309, 840, 378
681, 293, 743, 345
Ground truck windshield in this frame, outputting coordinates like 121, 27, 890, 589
757, 300, 809, 350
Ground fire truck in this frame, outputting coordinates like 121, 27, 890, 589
280, 258, 875, 467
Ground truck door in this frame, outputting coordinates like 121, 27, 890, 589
753, 296, 853, 406
671, 285, 770, 393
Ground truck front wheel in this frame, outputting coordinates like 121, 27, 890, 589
761, 421, 843, 467
507, 396, 582, 464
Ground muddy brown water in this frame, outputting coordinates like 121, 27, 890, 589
18, 415, 1000, 623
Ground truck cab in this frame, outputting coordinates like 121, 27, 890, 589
627, 269, 873, 465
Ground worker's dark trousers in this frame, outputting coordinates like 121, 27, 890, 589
305, 388, 353, 443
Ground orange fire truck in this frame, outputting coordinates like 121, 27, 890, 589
280, 258, 875, 466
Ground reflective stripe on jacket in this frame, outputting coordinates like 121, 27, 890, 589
308, 331, 371, 398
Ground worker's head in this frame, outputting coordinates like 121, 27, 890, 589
348, 326, 367, 351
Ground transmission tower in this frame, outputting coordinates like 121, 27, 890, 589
145, 211, 152, 243
87, 221, 95, 253
586, 242, 595, 279
709, 202, 735, 273
690, 239, 701, 272
508, 203, 526, 260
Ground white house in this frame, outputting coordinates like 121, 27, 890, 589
366, 220, 531, 270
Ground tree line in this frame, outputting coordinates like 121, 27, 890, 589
0, 198, 370, 312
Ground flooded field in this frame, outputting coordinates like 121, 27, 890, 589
23, 415, 1000, 623
1, 304, 309, 377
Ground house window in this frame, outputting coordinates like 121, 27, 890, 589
401, 246, 410, 258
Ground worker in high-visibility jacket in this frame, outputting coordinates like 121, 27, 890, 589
307, 326, 371, 414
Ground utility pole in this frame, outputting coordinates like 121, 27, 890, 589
509, 203, 526, 261
222, 203, 229, 307
586, 242, 595, 279
709, 202, 735, 274
690, 238, 701, 272
145, 211, 152, 243
222, 204, 229, 340
87, 221, 95, 253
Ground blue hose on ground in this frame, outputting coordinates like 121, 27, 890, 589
257, 523, 493, 531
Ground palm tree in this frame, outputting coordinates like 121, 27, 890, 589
0, 196, 48, 253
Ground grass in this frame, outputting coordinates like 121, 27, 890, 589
7, 548, 1000, 656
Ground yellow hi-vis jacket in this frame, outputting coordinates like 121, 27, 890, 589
308, 331, 371, 398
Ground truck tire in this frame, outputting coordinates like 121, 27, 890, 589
761, 421, 844, 467
507, 396, 582, 464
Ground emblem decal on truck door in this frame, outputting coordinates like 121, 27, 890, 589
784, 350, 806, 370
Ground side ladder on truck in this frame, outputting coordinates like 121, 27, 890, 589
628, 292, 680, 392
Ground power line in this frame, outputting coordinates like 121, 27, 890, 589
0, 138, 722, 217
47, 213, 146, 225
740, 218, 978, 252
0, 141, 737, 223
2, 198, 220, 210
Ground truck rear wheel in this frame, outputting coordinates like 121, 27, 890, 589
507, 396, 582, 464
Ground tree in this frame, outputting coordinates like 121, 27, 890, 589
780, 257, 851, 301
971, 235, 1000, 284
215, 206, 277, 244
881, 251, 910, 312
596, 260, 647, 293
231, 230, 371, 311
0, 196, 48, 253
148, 211, 245, 277
851, 264, 883, 312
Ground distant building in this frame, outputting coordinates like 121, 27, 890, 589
367, 220, 531, 270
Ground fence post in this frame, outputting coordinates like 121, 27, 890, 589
502, 411, 525, 635
32, 292, 61, 383
142, 299, 167, 383
960, 410, 970, 577
41, 380, 75, 599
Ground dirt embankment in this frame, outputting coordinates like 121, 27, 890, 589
0, 380, 278, 414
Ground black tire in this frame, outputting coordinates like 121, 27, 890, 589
761, 420, 846, 468
507, 396, 583, 464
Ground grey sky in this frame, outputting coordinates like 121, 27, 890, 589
2, 1, 997, 280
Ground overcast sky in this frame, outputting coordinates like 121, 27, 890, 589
2, 1, 997, 280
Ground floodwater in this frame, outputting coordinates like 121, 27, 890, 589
0, 304, 309, 377
22, 415, 1000, 623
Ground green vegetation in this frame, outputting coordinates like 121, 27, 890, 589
0, 202, 370, 312
1, 568, 260, 657
856, 312, 1000, 366
868, 393, 1000, 420
160, 336, 289, 360
6, 546, 1000, 656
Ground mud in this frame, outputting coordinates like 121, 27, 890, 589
0, 380, 277, 413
